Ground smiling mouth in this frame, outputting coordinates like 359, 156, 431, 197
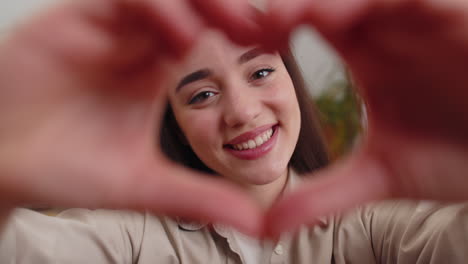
225, 125, 278, 151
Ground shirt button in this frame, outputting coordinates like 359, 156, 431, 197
274, 244, 284, 255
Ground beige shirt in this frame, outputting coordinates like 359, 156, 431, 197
1, 171, 468, 264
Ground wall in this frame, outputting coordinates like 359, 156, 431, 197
0, 0, 59, 31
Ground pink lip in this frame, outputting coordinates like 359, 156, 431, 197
225, 123, 277, 145
224, 125, 279, 160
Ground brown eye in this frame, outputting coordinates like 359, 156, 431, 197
188, 91, 216, 105
251, 68, 275, 81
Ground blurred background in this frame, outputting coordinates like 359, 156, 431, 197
0, 0, 363, 159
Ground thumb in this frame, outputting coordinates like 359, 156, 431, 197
264, 151, 392, 238
124, 161, 264, 237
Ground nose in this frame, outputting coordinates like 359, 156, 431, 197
222, 84, 261, 128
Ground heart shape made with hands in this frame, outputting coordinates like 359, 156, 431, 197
2, 0, 468, 240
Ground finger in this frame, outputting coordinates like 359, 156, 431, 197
10, 4, 116, 67
260, 0, 310, 51
131, 0, 205, 58
189, 0, 262, 46
262, 0, 375, 50
264, 151, 392, 238
16, 0, 204, 68
265, 0, 384, 32
75, 0, 205, 59
125, 161, 263, 237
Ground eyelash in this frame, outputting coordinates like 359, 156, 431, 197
251, 67, 276, 81
187, 68, 276, 105
188, 91, 217, 105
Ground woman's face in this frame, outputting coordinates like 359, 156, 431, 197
166, 32, 301, 186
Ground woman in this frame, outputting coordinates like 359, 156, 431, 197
160, 32, 329, 188
2, 0, 468, 263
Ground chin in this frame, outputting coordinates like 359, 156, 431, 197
239, 165, 287, 186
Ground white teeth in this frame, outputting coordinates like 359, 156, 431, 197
248, 140, 256, 149
231, 127, 274, 151
255, 136, 264, 146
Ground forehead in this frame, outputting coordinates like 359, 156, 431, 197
186, 31, 244, 64
165, 31, 253, 80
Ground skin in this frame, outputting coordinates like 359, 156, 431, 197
165, 31, 301, 209
1, 0, 468, 241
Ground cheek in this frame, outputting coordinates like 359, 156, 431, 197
268, 77, 301, 122
177, 111, 219, 149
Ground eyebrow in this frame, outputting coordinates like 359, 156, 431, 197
238, 47, 267, 64
175, 48, 268, 93
176, 69, 212, 93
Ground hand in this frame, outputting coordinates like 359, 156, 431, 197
0, 0, 262, 235
257, 0, 468, 237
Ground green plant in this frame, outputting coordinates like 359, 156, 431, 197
314, 74, 362, 160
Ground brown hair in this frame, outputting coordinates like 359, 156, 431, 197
160, 49, 329, 176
